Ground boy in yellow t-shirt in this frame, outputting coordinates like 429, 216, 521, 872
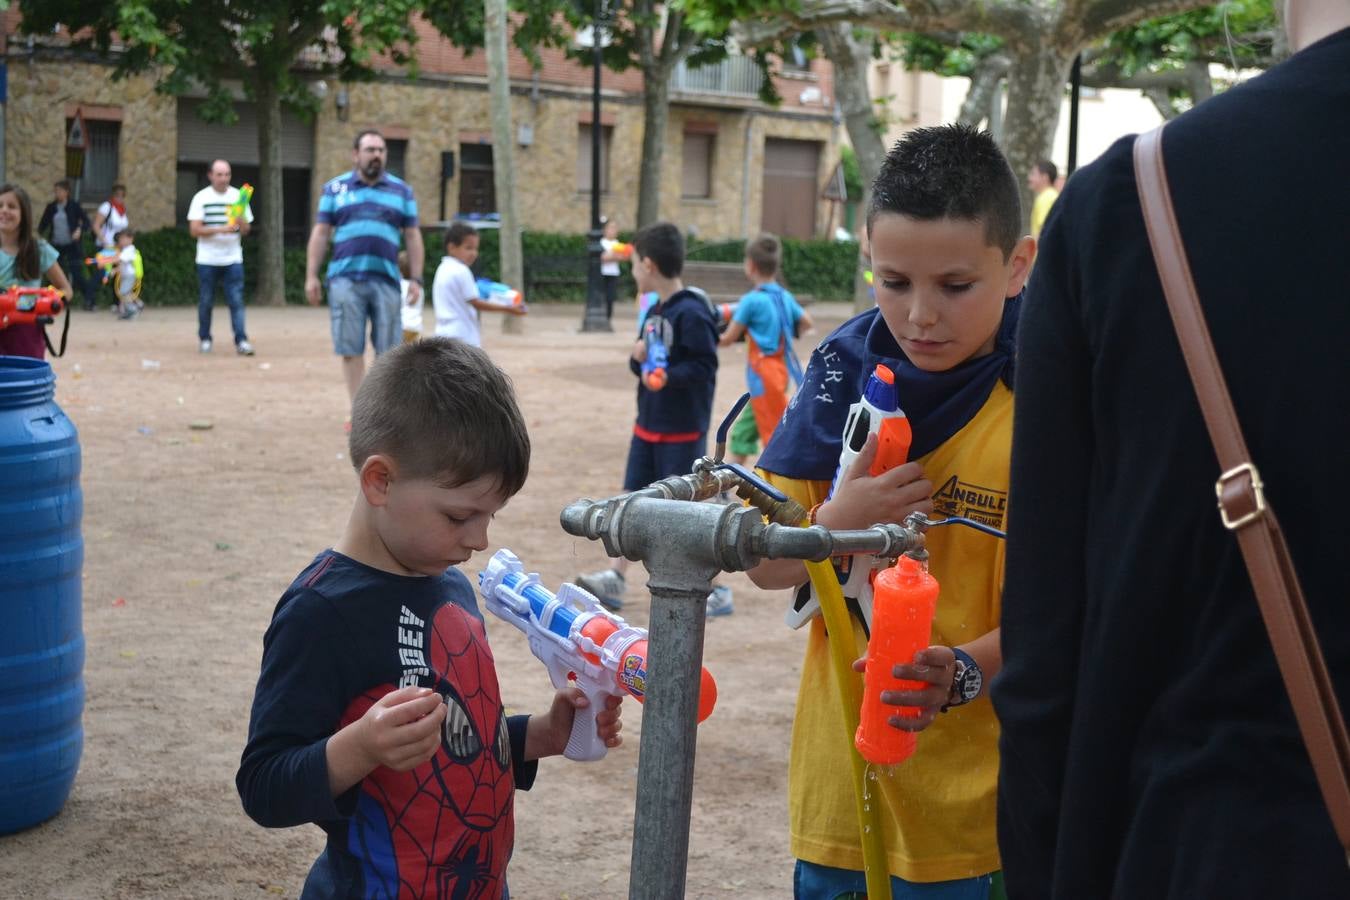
749, 124, 1034, 899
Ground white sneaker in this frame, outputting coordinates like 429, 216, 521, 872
236, 340, 255, 356
706, 585, 734, 617
576, 568, 626, 611
199, 339, 213, 353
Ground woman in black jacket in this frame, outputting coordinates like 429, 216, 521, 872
995, 2, 1350, 897
38, 179, 95, 310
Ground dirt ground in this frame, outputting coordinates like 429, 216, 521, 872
0, 299, 856, 899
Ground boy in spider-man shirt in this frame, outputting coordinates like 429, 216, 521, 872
237, 337, 623, 900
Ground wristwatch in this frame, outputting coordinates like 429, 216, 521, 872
943, 647, 983, 711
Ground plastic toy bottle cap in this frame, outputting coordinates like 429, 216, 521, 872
874, 364, 895, 385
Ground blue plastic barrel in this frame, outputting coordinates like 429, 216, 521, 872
0, 355, 84, 833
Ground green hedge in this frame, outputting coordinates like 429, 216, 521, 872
117, 228, 310, 305
108, 226, 859, 305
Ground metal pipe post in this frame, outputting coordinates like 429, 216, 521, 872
560, 492, 925, 898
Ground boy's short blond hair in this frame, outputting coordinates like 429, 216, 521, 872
348, 338, 530, 495
745, 233, 781, 278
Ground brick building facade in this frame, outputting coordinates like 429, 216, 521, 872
2, 12, 841, 243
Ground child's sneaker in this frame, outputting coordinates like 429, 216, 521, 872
236, 340, 255, 356
576, 568, 626, 611
200, 339, 213, 353
117, 306, 139, 320
706, 585, 734, 617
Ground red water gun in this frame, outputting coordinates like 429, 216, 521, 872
0, 286, 64, 330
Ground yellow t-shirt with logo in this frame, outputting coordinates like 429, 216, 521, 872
762, 380, 1010, 883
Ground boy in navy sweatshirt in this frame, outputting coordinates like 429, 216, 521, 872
577, 221, 726, 613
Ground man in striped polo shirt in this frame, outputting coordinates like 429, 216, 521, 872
306, 130, 425, 402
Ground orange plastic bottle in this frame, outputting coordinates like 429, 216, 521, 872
855, 555, 940, 765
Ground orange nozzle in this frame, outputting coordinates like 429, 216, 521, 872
869, 416, 912, 478
644, 369, 668, 391
874, 364, 895, 385
615, 638, 717, 722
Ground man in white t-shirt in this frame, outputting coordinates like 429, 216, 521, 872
188, 160, 255, 355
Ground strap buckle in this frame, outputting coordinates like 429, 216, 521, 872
1215, 462, 1266, 531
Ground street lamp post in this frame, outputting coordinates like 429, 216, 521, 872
580, 0, 613, 332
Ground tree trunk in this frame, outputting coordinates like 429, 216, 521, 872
254, 79, 286, 306
1001, 43, 1074, 231
1143, 86, 1180, 120
958, 53, 1012, 127
636, 67, 671, 228
485, 0, 524, 334
817, 23, 886, 313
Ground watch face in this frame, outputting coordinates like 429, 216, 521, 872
959, 664, 983, 702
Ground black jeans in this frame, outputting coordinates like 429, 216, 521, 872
54, 242, 96, 308
602, 274, 618, 320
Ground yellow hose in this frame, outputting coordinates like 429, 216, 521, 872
803, 554, 890, 900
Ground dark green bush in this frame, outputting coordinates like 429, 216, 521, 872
118, 225, 858, 306
124, 228, 309, 305
687, 236, 858, 301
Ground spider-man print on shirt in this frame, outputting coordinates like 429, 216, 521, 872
340, 601, 514, 899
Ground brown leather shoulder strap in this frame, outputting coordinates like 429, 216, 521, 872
1134, 125, 1350, 860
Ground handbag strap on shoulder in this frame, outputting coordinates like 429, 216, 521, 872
1133, 125, 1350, 860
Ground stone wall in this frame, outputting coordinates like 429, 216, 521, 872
323, 78, 839, 242
7, 61, 177, 230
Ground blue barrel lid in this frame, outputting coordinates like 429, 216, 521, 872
0, 354, 56, 409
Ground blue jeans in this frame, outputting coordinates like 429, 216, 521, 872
794, 860, 993, 900
197, 263, 248, 344
622, 432, 706, 491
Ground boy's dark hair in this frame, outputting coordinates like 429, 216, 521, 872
633, 221, 684, 279
54, 179, 73, 193
745, 233, 781, 277
114, 229, 135, 242
1035, 159, 1059, 184
444, 221, 478, 248
867, 124, 1022, 258
348, 337, 530, 496
353, 129, 385, 150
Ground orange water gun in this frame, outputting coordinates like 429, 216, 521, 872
0, 286, 64, 330
785, 364, 913, 631
855, 555, 939, 765
479, 549, 716, 760
610, 241, 634, 260
84, 248, 119, 285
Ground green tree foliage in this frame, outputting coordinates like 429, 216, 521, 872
20, 0, 423, 305
1098, 0, 1276, 75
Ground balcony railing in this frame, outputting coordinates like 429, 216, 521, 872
670, 56, 765, 98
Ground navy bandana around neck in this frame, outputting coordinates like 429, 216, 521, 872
757, 293, 1020, 481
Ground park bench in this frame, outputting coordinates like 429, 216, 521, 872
523, 255, 589, 300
